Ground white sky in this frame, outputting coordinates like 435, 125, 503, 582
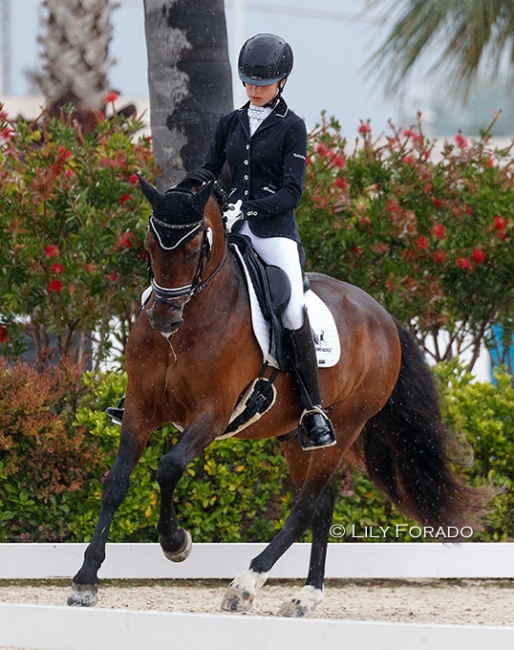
4, 0, 402, 135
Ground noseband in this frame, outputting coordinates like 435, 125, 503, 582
148, 213, 227, 310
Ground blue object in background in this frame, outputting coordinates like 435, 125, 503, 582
489, 324, 514, 382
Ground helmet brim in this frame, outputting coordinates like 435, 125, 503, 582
239, 71, 287, 86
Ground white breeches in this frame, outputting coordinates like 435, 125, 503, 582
239, 221, 305, 330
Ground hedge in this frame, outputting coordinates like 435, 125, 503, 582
0, 360, 511, 543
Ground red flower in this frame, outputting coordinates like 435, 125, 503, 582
48, 279, 63, 293
115, 231, 137, 251
494, 216, 507, 230
403, 156, 415, 165
316, 143, 328, 156
415, 236, 429, 251
424, 183, 432, 194
432, 250, 447, 264
432, 197, 444, 209
333, 154, 346, 169
51, 263, 64, 275
64, 169, 75, 178
430, 224, 446, 239
44, 244, 59, 259
0, 325, 8, 344
56, 146, 73, 162
471, 249, 486, 264
456, 257, 471, 271
454, 133, 468, 149
84, 263, 94, 274
128, 173, 139, 185
306, 156, 312, 165
386, 199, 399, 213
485, 157, 494, 167
105, 91, 119, 103
120, 193, 131, 206
335, 177, 348, 190
358, 122, 371, 134
108, 272, 119, 282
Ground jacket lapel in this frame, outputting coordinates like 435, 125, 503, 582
237, 103, 251, 138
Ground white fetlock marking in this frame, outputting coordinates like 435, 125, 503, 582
277, 585, 324, 618
296, 585, 324, 610
221, 567, 269, 612
233, 568, 269, 593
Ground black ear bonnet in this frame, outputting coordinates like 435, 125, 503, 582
138, 174, 213, 250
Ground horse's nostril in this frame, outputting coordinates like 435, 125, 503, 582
146, 308, 183, 334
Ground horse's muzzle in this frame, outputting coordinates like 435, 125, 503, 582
146, 305, 183, 334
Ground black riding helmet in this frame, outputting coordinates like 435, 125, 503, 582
238, 33, 293, 86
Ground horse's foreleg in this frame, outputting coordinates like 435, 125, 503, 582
277, 485, 335, 617
67, 433, 145, 607
156, 419, 218, 562
221, 456, 336, 613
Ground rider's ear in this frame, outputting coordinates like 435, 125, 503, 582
137, 173, 164, 208
190, 179, 213, 215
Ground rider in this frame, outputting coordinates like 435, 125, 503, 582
202, 33, 336, 451
107, 33, 336, 451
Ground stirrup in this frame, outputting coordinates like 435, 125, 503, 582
298, 407, 337, 451
105, 397, 125, 426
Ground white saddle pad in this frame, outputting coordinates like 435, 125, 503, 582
231, 245, 341, 368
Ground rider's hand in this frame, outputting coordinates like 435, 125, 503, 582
223, 200, 243, 233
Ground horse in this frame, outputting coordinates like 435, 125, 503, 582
68, 171, 487, 615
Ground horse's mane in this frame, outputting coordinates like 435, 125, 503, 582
175, 168, 227, 211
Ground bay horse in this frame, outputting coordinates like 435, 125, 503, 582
68, 171, 485, 615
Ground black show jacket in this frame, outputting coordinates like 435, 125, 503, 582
203, 97, 307, 242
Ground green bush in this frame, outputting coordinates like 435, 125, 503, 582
297, 113, 514, 371
0, 102, 157, 369
0, 361, 510, 543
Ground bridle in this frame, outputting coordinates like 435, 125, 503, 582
148, 212, 228, 310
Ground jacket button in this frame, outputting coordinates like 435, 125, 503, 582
246, 144, 250, 150
244, 190, 249, 195
244, 174, 249, 180
244, 159, 249, 165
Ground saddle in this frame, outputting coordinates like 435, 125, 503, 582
229, 234, 292, 370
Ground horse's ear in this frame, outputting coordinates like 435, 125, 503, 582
190, 179, 213, 215
137, 174, 164, 208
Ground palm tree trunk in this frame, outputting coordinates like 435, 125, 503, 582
143, 0, 233, 188
37, 0, 117, 111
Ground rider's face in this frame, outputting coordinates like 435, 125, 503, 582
245, 81, 281, 106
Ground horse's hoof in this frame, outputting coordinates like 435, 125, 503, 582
67, 582, 98, 607
276, 598, 309, 618
276, 586, 323, 618
160, 529, 192, 563
221, 584, 254, 612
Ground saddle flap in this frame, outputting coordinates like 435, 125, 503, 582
265, 265, 291, 317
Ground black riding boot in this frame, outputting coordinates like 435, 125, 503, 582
105, 396, 125, 426
284, 312, 337, 451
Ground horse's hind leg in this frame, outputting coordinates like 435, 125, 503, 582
277, 485, 335, 617
222, 438, 340, 614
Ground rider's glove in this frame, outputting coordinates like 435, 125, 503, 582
223, 200, 243, 233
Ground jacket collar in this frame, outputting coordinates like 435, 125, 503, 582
237, 96, 289, 136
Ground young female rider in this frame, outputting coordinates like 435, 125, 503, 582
202, 33, 336, 450
107, 34, 336, 451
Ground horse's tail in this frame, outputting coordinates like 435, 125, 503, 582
360, 320, 490, 529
